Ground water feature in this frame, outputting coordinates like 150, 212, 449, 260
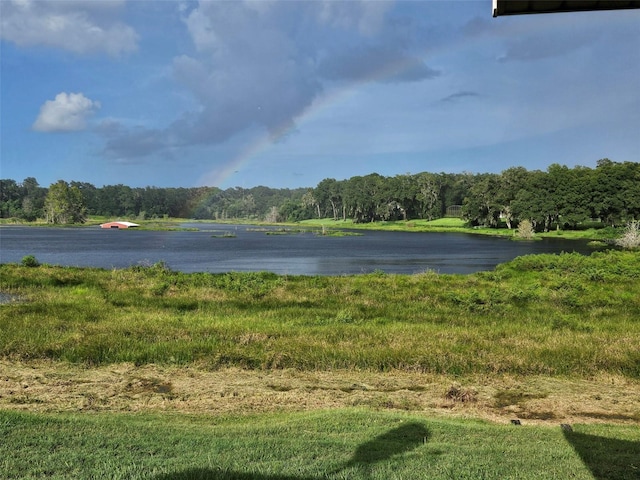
0, 224, 599, 275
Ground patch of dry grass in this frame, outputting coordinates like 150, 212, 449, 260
2, 361, 638, 426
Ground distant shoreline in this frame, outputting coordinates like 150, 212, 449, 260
1, 216, 621, 243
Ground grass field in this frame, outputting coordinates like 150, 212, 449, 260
2, 251, 639, 376
1, 249, 639, 478
298, 217, 622, 241
2, 409, 639, 479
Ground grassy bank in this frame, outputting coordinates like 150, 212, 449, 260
2, 409, 638, 480
299, 217, 621, 241
1, 250, 639, 377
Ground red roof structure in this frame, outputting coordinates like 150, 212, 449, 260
99, 221, 140, 229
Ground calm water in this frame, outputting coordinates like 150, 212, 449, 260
0, 224, 597, 275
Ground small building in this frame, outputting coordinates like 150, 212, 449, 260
100, 221, 140, 229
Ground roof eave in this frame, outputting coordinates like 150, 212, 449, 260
493, 0, 640, 17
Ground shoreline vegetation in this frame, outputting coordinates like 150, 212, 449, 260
0, 215, 626, 243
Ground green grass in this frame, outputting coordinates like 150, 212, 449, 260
299, 218, 467, 228
422, 218, 466, 227
1, 250, 639, 377
298, 217, 622, 241
1, 409, 638, 479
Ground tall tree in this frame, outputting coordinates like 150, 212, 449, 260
415, 173, 441, 220
463, 173, 501, 227
315, 178, 343, 220
511, 170, 556, 231
70, 181, 98, 216
592, 160, 640, 225
496, 167, 530, 229
301, 189, 321, 218
0, 179, 21, 218
19, 177, 45, 221
44, 180, 86, 224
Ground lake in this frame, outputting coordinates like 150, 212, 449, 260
0, 224, 598, 275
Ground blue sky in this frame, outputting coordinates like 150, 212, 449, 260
1, 1, 638, 189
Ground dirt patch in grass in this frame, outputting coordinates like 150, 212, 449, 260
1, 361, 638, 426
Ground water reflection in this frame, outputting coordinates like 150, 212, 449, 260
0, 225, 599, 275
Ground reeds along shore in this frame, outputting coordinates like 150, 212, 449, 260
0, 250, 639, 378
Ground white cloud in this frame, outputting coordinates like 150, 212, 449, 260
33, 92, 101, 132
0, 0, 137, 56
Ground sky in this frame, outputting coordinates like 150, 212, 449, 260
1, 1, 639, 190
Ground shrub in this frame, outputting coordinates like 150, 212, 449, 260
615, 220, 640, 249
21, 255, 40, 267
516, 219, 535, 239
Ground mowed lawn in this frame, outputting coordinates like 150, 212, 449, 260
2, 409, 639, 480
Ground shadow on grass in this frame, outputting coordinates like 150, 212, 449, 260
564, 430, 640, 480
338, 422, 429, 474
153, 422, 429, 480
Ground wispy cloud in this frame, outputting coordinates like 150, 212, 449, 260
437, 91, 481, 104
0, 0, 138, 56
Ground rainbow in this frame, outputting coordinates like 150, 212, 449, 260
195, 45, 447, 189
195, 85, 354, 188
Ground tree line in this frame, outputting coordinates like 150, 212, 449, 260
1, 159, 638, 231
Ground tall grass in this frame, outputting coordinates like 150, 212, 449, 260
1, 251, 639, 377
